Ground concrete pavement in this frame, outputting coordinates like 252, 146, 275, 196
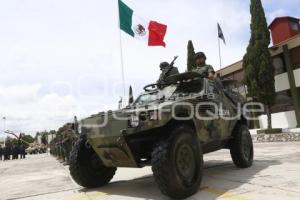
0, 142, 300, 200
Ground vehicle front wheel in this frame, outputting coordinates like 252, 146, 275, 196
69, 136, 116, 188
230, 124, 254, 168
151, 125, 203, 199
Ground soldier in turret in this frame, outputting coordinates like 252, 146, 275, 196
193, 52, 215, 79
157, 61, 179, 85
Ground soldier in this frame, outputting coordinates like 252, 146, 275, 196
7, 146, 12, 160
193, 52, 215, 79
12, 145, 18, 159
157, 61, 179, 85
61, 123, 77, 165
3, 146, 10, 160
20, 144, 26, 159
0, 145, 2, 160
2, 146, 6, 160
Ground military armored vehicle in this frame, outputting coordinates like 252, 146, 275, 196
5, 130, 47, 155
69, 72, 253, 199
25, 143, 47, 154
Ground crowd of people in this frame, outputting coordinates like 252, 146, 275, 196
50, 123, 78, 165
0, 144, 26, 161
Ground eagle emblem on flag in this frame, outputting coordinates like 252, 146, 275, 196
134, 24, 146, 36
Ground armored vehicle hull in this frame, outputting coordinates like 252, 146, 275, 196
69, 72, 254, 199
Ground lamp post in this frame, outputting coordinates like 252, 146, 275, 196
2, 117, 6, 147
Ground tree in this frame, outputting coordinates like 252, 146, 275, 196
41, 132, 48, 145
242, 0, 276, 129
35, 132, 40, 141
21, 134, 35, 143
20, 134, 35, 148
187, 40, 195, 71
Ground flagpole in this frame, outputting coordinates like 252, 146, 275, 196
117, 2, 126, 107
218, 37, 222, 71
119, 30, 126, 107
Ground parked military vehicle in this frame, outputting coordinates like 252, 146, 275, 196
25, 143, 47, 154
5, 130, 47, 154
69, 72, 253, 199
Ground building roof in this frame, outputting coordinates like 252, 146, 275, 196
269, 16, 300, 29
217, 34, 300, 76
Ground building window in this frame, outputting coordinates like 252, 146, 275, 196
273, 56, 286, 75
290, 21, 300, 31
270, 90, 294, 113
291, 46, 300, 69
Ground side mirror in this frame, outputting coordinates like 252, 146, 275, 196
159, 95, 166, 102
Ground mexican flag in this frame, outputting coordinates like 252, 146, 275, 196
118, 0, 167, 47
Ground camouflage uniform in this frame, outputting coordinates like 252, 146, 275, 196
192, 52, 215, 78
0, 146, 2, 160
49, 121, 78, 164
61, 124, 76, 164
193, 64, 215, 78
56, 133, 65, 162
157, 62, 179, 85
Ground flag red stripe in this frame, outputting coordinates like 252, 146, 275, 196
148, 21, 167, 47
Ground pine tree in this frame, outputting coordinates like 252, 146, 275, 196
187, 40, 195, 71
243, 0, 276, 129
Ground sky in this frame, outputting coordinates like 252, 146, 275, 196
0, 0, 299, 135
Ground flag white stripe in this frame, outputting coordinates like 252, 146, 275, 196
131, 12, 149, 43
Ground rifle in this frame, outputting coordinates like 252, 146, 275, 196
169, 56, 178, 68
162, 56, 178, 78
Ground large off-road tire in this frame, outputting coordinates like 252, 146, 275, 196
69, 136, 116, 188
151, 125, 203, 199
230, 123, 254, 168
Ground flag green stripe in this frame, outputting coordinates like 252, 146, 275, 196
118, 0, 134, 37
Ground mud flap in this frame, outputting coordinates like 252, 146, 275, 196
91, 135, 138, 168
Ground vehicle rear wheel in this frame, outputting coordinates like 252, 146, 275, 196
230, 123, 254, 168
69, 136, 116, 188
151, 125, 203, 199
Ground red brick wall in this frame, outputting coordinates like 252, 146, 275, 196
270, 18, 300, 45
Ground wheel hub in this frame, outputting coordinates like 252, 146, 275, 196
175, 144, 196, 182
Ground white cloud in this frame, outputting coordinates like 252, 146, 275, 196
0, 85, 82, 134
0, 83, 125, 134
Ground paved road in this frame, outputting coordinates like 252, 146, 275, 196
1, 142, 300, 200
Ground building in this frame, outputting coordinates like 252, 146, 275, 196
218, 16, 300, 129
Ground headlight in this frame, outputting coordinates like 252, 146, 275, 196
149, 111, 159, 120
129, 115, 139, 127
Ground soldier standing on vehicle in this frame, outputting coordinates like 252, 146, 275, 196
157, 61, 179, 85
193, 52, 215, 79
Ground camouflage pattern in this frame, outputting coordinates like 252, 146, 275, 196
193, 64, 215, 77
80, 72, 246, 168
157, 66, 179, 85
